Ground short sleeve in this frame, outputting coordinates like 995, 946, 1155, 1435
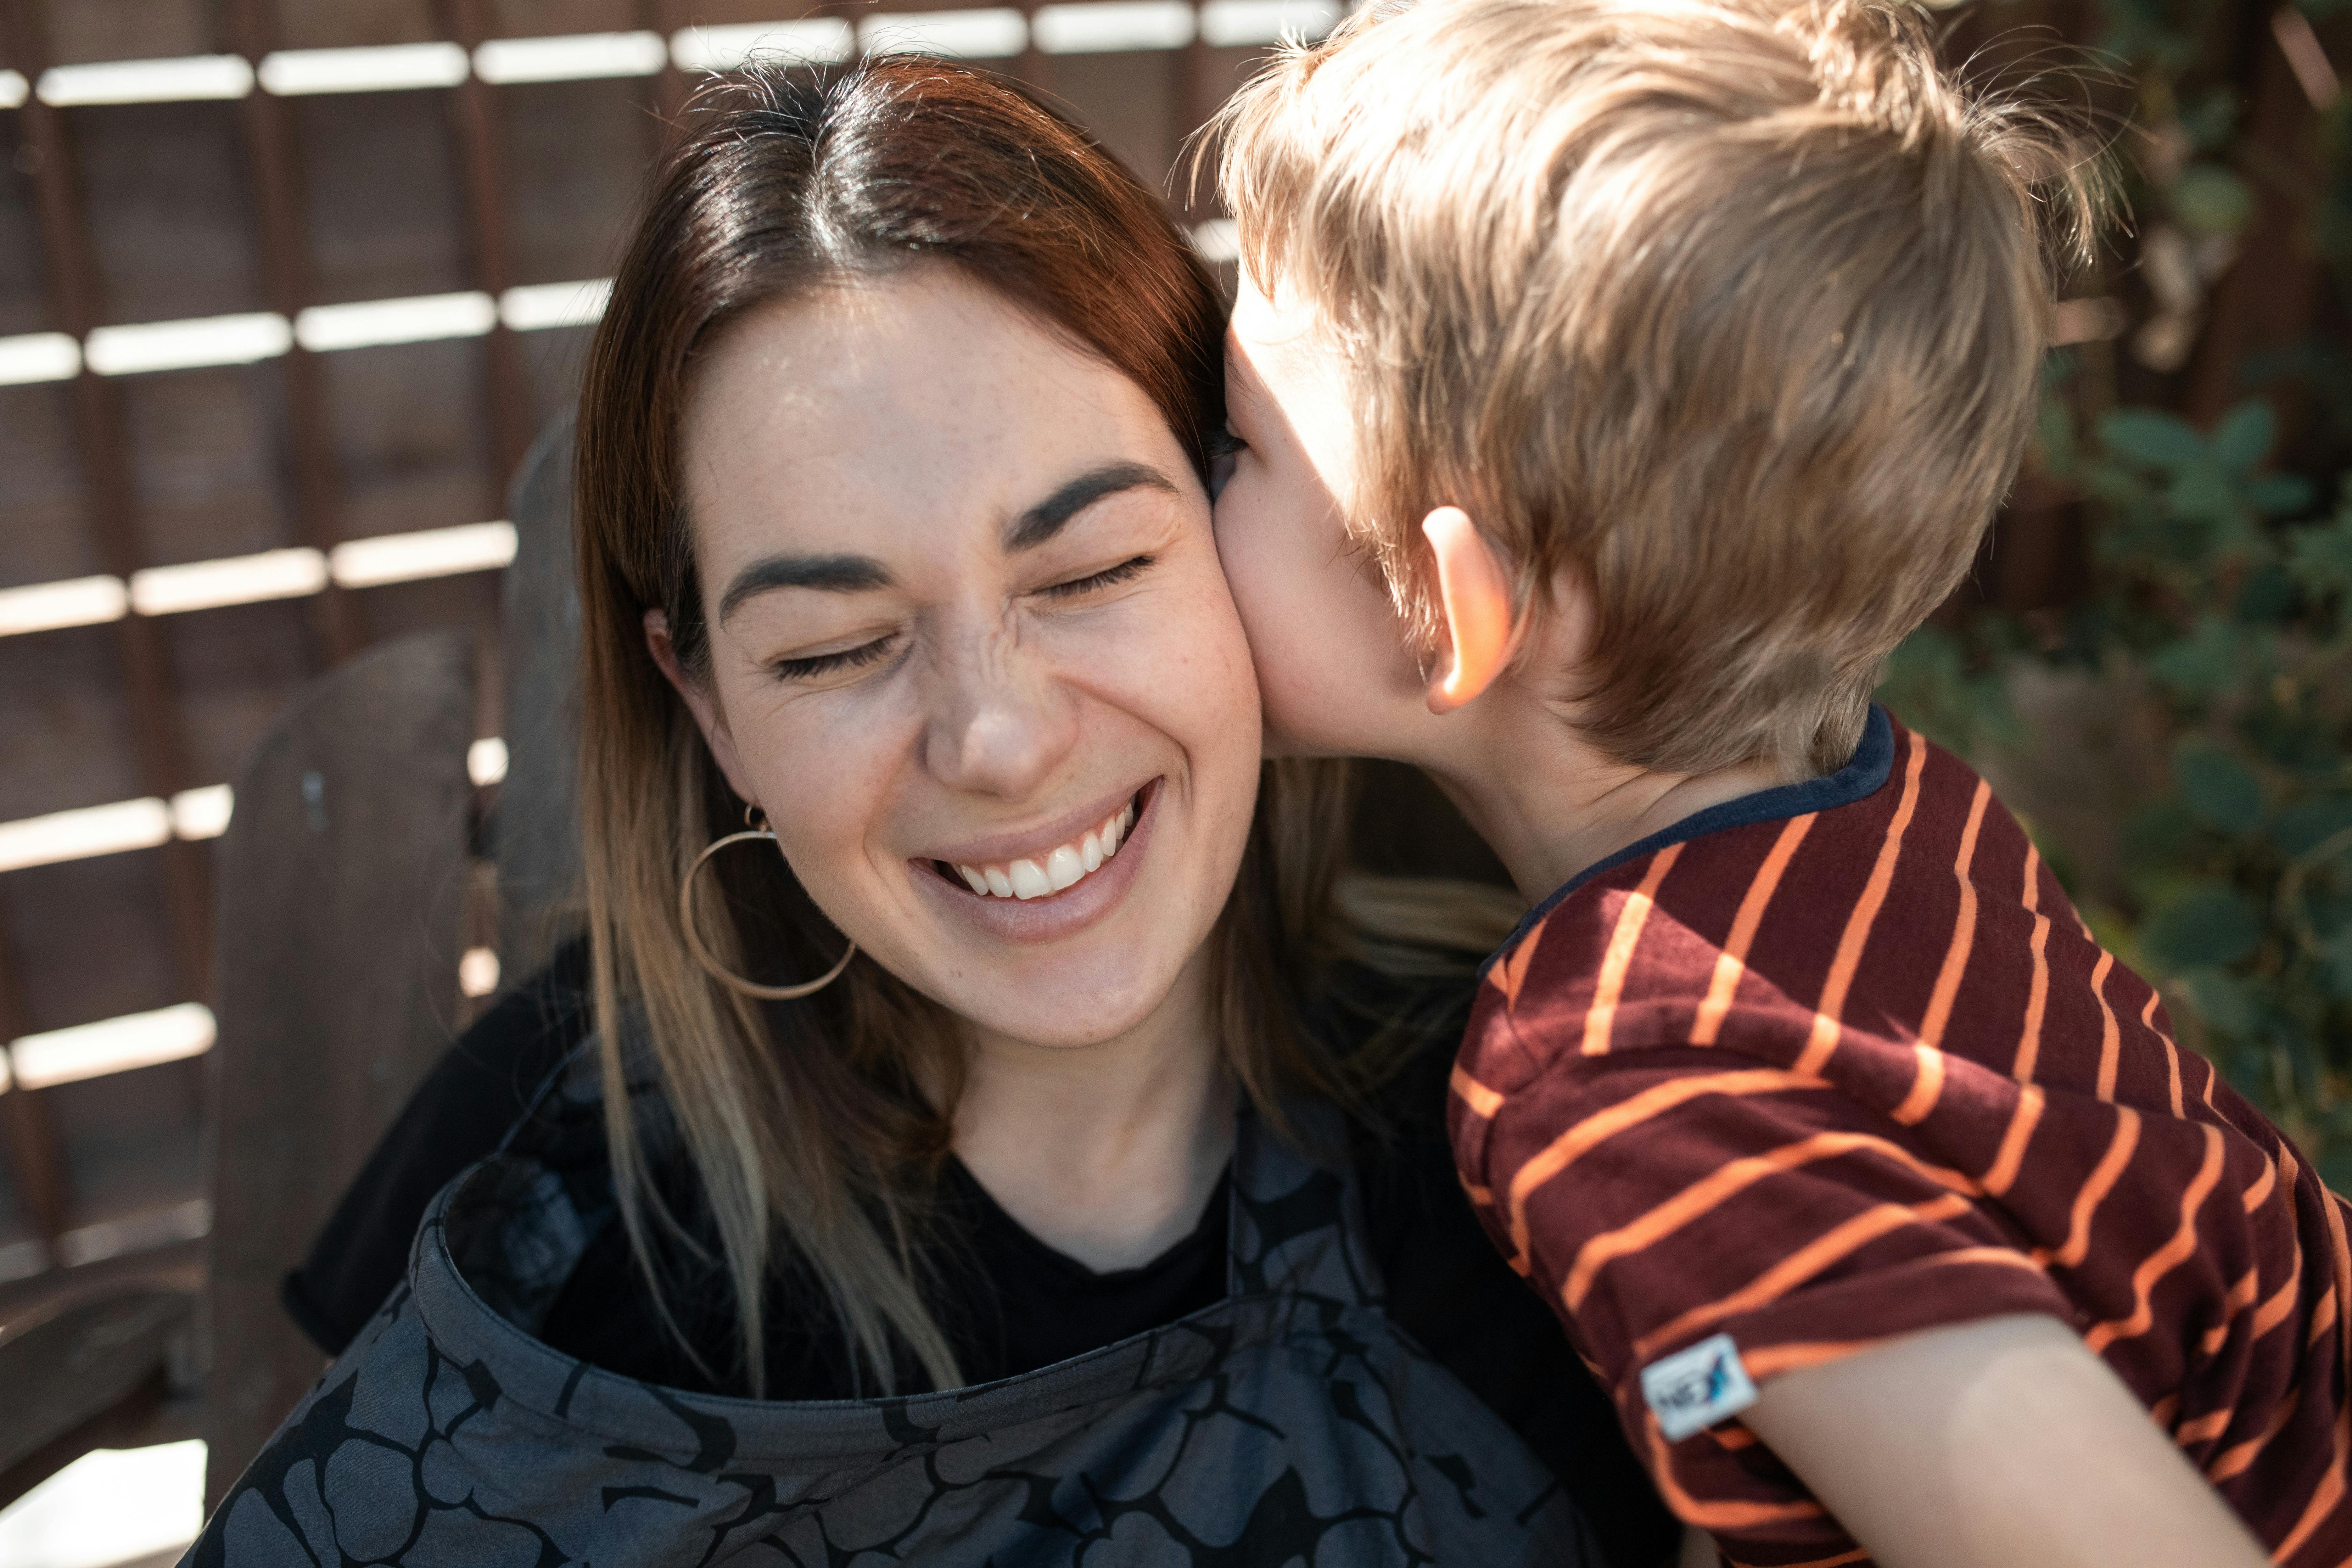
1467, 1044, 2072, 1555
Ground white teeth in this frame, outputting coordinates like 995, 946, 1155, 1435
950, 797, 1141, 901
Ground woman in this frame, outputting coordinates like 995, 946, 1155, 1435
191, 57, 1672, 1566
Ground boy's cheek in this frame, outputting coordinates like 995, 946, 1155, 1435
1214, 489, 1421, 757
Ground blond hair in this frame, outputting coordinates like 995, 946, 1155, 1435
1214, 0, 2103, 776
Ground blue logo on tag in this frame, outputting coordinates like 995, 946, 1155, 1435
1639, 1332, 1759, 1441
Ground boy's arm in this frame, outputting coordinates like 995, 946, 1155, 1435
1742, 1313, 2268, 1568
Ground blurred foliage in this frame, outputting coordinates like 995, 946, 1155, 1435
1878, 0, 2352, 1182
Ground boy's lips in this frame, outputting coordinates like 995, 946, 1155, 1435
910, 779, 1163, 944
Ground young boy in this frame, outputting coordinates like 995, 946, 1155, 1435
1207, 1, 2351, 1564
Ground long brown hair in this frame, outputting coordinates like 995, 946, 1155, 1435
575, 57, 1400, 1395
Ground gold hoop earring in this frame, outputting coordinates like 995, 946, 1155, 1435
678, 813, 857, 1000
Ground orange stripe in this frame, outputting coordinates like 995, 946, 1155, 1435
1891, 1042, 1947, 1129
2243, 1154, 2279, 1213
1563, 1130, 1982, 1309
1913, 779, 1992, 1053
2034, 1108, 2141, 1270
2202, 1266, 2263, 1357
1908, 1243, 2050, 1277
1982, 1084, 2046, 1197
2015, 844, 2051, 1083
2273, 1402, 2352, 1563
2091, 950, 2122, 1099
2253, 1273, 2303, 1341
2140, 991, 2184, 1119
2323, 1183, 2352, 1394
1642, 1413, 1825, 1527
2209, 1388, 2298, 1482
1796, 730, 1927, 1076
2307, 1280, 2338, 1346
2083, 1124, 2226, 1354
1582, 845, 1684, 1056
2252, 1160, 2306, 1348
1451, 1063, 1504, 1120
1488, 914, 1549, 1009
1692, 815, 1817, 1046
1741, 1339, 1884, 1379
1502, 1067, 1824, 1270
2175, 1407, 2234, 1445
1631, 1191, 1976, 1360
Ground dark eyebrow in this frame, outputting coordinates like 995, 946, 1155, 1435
1004, 461, 1177, 553
718, 554, 893, 623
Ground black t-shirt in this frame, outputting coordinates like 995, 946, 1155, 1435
283, 947, 1678, 1567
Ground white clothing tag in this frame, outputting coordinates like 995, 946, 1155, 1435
1640, 1332, 1759, 1441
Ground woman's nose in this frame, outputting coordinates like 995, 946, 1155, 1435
920, 628, 1079, 800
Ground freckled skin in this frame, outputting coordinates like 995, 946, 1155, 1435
664, 266, 1264, 1057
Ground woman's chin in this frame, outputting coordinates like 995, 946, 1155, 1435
945, 968, 1185, 1052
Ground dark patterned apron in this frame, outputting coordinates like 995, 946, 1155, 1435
189, 1049, 1601, 1567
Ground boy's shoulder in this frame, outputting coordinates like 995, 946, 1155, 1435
1464, 706, 2130, 1103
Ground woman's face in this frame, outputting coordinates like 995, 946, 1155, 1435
660, 265, 1263, 1051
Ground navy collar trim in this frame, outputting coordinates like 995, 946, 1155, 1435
1479, 705, 1897, 978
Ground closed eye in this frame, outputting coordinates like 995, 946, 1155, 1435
769, 634, 898, 682
1036, 554, 1154, 600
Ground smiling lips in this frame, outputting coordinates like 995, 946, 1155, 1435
950, 798, 1138, 900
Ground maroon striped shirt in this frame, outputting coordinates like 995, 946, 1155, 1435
1449, 710, 2352, 1567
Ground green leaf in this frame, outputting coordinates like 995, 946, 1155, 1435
2287, 515, 2352, 594
2144, 614, 2243, 697
2178, 966, 2259, 1035
2141, 881, 2266, 969
2273, 796, 2352, 858
2247, 474, 2317, 516
2236, 564, 2297, 622
2122, 796, 2204, 870
2173, 163, 2256, 236
2173, 738, 2266, 833
2166, 465, 2241, 527
2212, 402, 2275, 473
2179, 88, 2240, 150
2100, 408, 2207, 470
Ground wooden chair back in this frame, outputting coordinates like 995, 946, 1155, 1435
200, 630, 479, 1507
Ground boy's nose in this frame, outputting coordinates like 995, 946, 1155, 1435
920, 629, 1079, 801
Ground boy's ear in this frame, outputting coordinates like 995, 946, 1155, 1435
1420, 507, 1517, 714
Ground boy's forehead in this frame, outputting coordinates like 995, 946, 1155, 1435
1230, 269, 1324, 350
1227, 272, 1349, 424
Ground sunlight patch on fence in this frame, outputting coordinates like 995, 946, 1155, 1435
37, 54, 252, 106
0, 332, 80, 385
477, 30, 668, 83
258, 42, 469, 95
10, 1003, 216, 1091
